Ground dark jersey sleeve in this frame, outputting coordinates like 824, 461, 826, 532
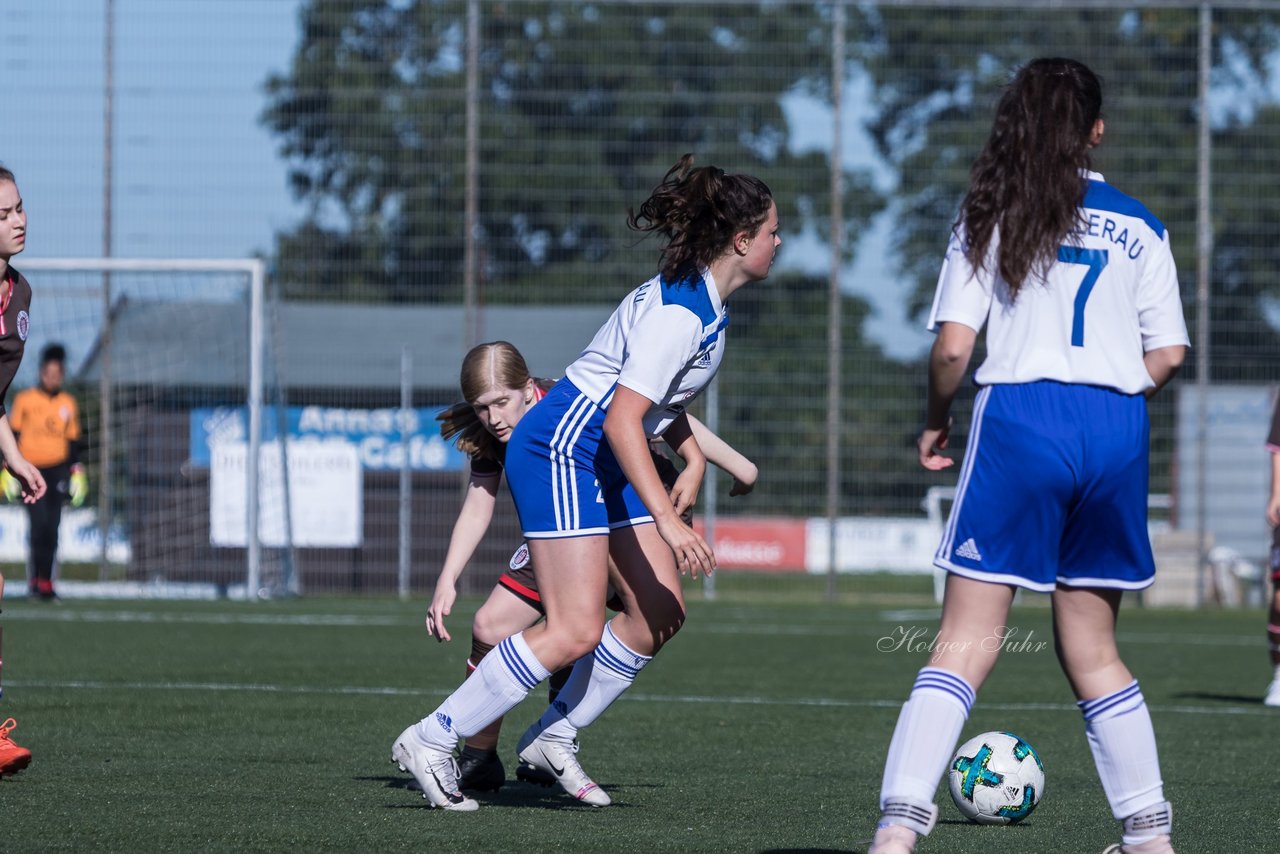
0, 271, 32, 416
650, 446, 693, 527
1268, 391, 1280, 451
470, 455, 502, 479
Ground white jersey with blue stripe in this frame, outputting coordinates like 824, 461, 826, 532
927, 171, 1189, 394
564, 268, 728, 438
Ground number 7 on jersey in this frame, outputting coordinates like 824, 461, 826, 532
1057, 246, 1109, 347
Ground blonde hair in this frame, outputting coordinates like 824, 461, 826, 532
436, 341, 550, 461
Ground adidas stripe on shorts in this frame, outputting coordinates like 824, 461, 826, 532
935, 380, 1155, 592
504, 378, 653, 539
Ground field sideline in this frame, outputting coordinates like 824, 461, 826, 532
0, 585, 1272, 852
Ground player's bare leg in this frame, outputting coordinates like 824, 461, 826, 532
1265, 582, 1280, 707
1055, 585, 1172, 853
871, 575, 1015, 852
605, 522, 687, 656
510, 536, 612, 805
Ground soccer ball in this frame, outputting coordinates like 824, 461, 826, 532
948, 731, 1045, 825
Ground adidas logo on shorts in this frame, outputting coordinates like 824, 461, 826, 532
955, 538, 983, 561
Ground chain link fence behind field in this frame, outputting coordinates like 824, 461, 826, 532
9, 1, 1280, 603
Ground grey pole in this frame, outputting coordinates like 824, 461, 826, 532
825, 1, 846, 600
1194, 3, 1213, 607
702, 378, 719, 601
398, 346, 413, 601
97, 0, 115, 580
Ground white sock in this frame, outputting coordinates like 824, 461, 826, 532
529, 622, 651, 743
879, 667, 975, 812
415, 632, 550, 750
1079, 680, 1166, 838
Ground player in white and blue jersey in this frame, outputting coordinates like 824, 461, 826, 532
391, 155, 779, 811
869, 60, 1187, 854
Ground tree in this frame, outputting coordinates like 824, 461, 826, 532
263, 1, 879, 303
858, 6, 1280, 379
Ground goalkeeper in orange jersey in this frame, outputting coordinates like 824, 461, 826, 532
5, 343, 87, 601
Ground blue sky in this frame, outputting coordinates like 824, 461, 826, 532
5, 0, 933, 359
7, 0, 305, 260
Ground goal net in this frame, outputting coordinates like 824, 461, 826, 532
12, 258, 274, 599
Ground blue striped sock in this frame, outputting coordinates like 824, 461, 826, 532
535, 623, 651, 742
417, 631, 551, 749
1079, 680, 1166, 826
879, 667, 975, 811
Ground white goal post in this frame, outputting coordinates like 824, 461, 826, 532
17, 257, 269, 597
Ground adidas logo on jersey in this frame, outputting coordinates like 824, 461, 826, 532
955, 538, 983, 562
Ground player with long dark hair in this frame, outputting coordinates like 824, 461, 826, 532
391, 155, 778, 811
868, 59, 1187, 854
422, 340, 756, 794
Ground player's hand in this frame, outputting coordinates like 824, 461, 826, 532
657, 513, 715, 578
729, 477, 755, 497
918, 420, 954, 471
1267, 494, 1280, 528
69, 466, 88, 507
0, 470, 18, 503
5, 459, 45, 504
426, 583, 458, 642
668, 465, 703, 519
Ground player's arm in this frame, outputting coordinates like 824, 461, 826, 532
605, 386, 715, 576
0, 415, 44, 503
1142, 345, 1186, 399
1269, 447, 1280, 529
426, 471, 500, 642
920, 321, 978, 471
685, 414, 757, 495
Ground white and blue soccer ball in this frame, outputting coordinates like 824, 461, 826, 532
948, 731, 1045, 825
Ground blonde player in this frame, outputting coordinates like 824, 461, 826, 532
868, 60, 1187, 854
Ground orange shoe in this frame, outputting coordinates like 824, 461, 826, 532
0, 717, 32, 777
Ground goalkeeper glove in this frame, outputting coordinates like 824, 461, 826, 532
69, 467, 88, 507
0, 470, 18, 503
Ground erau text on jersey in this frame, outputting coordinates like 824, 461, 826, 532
1074, 213, 1145, 260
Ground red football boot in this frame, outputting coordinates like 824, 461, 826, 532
0, 717, 32, 777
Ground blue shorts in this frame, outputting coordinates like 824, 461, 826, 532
936, 381, 1155, 592
505, 379, 653, 539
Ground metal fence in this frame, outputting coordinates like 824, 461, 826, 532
9, 1, 1280, 603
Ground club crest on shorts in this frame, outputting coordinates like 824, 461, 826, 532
509, 542, 531, 570
16, 311, 28, 341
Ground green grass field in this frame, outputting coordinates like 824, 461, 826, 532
0, 578, 1273, 852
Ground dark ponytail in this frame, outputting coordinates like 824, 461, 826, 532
629, 154, 773, 283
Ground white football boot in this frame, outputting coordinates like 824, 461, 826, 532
516, 731, 610, 806
866, 801, 937, 854
1264, 672, 1280, 707
390, 725, 478, 811
1102, 801, 1174, 854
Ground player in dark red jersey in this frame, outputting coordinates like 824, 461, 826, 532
1263, 391, 1280, 707
419, 341, 756, 796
